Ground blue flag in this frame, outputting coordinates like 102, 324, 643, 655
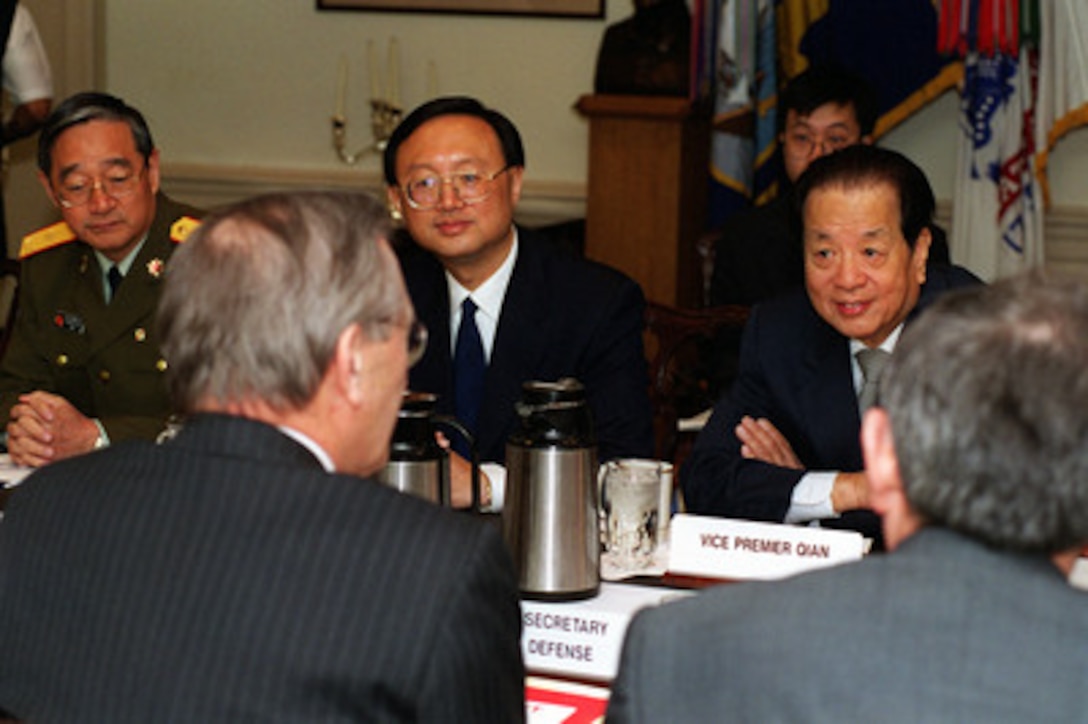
781, 0, 960, 136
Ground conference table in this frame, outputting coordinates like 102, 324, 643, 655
5, 453, 1088, 723
522, 574, 695, 722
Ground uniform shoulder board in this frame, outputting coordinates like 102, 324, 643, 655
170, 216, 201, 244
19, 222, 77, 259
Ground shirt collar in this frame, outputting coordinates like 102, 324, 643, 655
94, 234, 149, 278
446, 227, 518, 323
277, 425, 336, 473
849, 323, 904, 357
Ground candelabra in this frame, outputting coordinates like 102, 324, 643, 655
330, 98, 403, 165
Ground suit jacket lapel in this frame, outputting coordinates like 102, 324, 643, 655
476, 231, 549, 457
82, 199, 178, 357
406, 254, 455, 417
797, 317, 863, 470
89, 239, 167, 352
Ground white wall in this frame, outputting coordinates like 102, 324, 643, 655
5, 0, 1075, 267
100, 1, 1087, 201
104, 0, 629, 196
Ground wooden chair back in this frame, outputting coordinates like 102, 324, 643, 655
643, 301, 749, 466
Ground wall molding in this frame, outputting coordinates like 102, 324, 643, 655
161, 162, 587, 227
162, 165, 1087, 281
936, 200, 1088, 281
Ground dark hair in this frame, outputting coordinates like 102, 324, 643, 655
778, 66, 878, 137
382, 96, 525, 186
37, 92, 155, 175
881, 271, 1088, 553
794, 145, 934, 246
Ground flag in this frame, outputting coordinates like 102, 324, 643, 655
941, 0, 1088, 280
706, 0, 776, 227
1033, 2, 1088, 206
952, 47, 1043, 280
778, 0, 960, 137
706, 1, 959, 228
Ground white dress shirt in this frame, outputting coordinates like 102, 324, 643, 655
444, 229, 519, 511
785, 324, 903, 523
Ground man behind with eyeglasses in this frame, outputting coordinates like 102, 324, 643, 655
710, 65, 952, 310
385, 96, 654, 510
0, 91, 202, 467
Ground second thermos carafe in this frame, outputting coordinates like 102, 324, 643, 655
503, 378, 600, 601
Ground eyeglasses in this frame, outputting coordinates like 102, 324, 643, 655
401, 166, 512, 211
56, 164, 147, 209
407, 319, 428, 367
782, 130, 856, 160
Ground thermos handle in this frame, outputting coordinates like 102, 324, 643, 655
432, 415, 483, 514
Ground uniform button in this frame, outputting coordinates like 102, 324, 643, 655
99, 369, 111, 383
156, 359, 168, 372
134, 328, 147, 342
56, 354, 68, 367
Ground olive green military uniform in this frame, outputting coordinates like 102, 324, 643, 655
0, 193, 202, 443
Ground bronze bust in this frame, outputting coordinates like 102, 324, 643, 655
594, 0, 691, 96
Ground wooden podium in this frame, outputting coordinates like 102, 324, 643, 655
576, 94, 711, 308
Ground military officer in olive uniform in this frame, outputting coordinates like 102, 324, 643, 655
0, 92, 202, 467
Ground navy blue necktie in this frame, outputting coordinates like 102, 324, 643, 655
453, 297, 485, 455
107, 265, 123, 303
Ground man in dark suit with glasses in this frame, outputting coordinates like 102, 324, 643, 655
385, 96, 654, 511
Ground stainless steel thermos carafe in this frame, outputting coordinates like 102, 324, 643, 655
503, 378, 600, 601
376, 392, 482, 510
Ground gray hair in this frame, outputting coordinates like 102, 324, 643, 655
158, 191, 408, 413
880, 271, 1088, 553
38, 92, 155, 175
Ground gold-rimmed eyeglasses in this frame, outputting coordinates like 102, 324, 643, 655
55, 164, 147, 209
401, 166, 512, 211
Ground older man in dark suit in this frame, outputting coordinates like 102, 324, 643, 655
385, 96, 654, 511
0, 191, 524, 722
610, 271, 1088, 722
683, 146, 979, 546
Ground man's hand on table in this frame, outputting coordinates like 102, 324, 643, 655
435, 432, 492, 509
7, 391, 99, 467
736, 416, 802, 469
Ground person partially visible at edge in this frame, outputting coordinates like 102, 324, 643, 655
683, 145, 980, 548
0, 2, 51, 147
0, 1, 54, 249
385, 95, 654, 510
609, 271, 1088, 722
0, 191, 525, 722
0, 91, 202, 466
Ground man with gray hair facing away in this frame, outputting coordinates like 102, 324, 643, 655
0, 191, 525, 722
609, 271, 1088, 722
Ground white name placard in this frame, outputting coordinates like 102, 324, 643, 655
521, 582, 690, 682
668, 514, 865, 581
